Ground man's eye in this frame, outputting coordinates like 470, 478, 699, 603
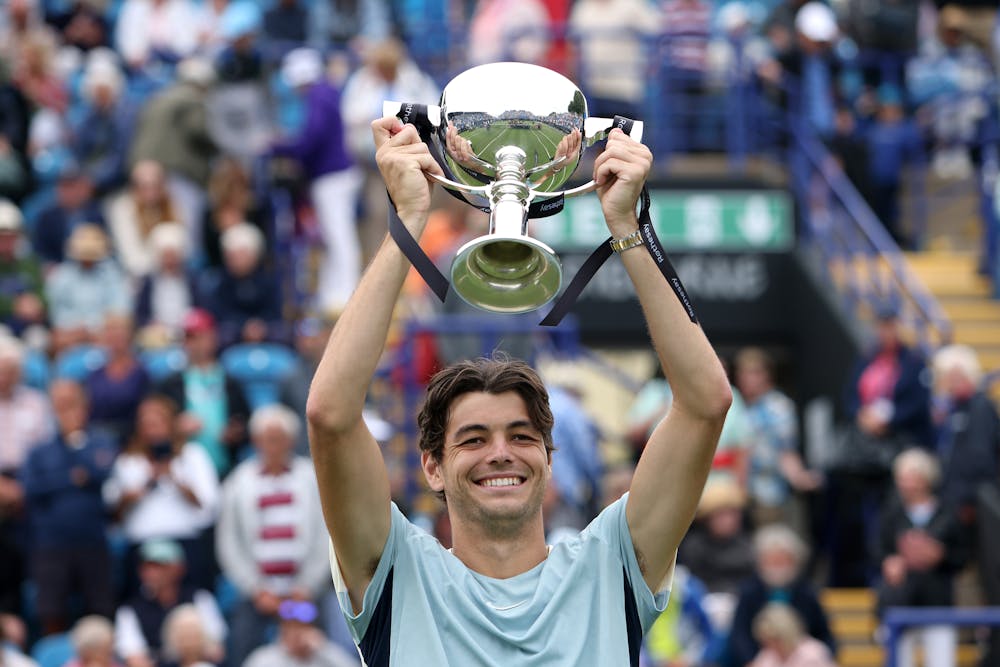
460, 437, 484, 446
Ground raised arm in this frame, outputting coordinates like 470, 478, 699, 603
305, 117, 442, 611
595, 131, 733, 590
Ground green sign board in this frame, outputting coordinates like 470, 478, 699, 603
533, 190, 794, 252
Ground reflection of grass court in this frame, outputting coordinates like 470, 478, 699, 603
461, 123, 568, 171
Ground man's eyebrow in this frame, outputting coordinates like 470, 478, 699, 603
452, 420, 537, 439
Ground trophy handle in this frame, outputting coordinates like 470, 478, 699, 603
382, 101, 491, 197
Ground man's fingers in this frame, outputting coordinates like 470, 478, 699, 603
371, 116, 402, 148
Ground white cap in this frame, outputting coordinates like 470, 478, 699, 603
282, 48, 323, 88
177, 57, 216, 87
0, 199, 23, 233
795, 2, 838, 42
149, 222, 190, 259
220, 222, 264, 257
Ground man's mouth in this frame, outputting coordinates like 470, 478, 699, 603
476, 476, 526, 488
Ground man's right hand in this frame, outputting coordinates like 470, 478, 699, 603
372, 117, 443, 225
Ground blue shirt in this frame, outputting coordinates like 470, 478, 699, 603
332, 494, 670, 666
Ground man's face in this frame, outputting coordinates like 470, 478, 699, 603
0, 357, 20, 396
184, 328, 217, 363
736, 361, 770, 401
50, 381, 88, 435
254, 422, 293, 467
0, 231, 18, 258
139, 561, 182, 592
758, 547, 800, 588
423, 391, 550, 537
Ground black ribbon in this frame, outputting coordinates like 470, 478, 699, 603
384, 105, 698, 326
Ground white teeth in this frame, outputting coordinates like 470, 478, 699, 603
480, 477, 522, 487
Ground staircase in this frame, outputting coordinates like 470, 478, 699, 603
904, 251, 1000, 404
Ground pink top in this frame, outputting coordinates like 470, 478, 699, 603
748, 638, 837, 667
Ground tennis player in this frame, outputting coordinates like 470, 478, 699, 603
306, 116, 732, 666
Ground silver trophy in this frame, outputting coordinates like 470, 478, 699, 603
384, 61, 643, 314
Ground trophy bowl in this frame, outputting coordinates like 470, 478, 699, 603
385, 62, 642, 314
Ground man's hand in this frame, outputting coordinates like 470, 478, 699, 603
882, 554, 907, 586
372, 117, 443, 224
593, 129, 653, 236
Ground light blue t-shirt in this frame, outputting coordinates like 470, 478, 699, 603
330, 494, 671, 666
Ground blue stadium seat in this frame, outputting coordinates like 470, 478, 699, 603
31, 633, 74, 667
140, 345, 188, 382
53, 345, 108, 381
21, 348, 50, 390
220, 343, 299, 410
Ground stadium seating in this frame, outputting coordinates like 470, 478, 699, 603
139, 345, 188, 383
21, 348, 50, 391
220, 342, 300, 409
53, 345, 108, 381
30, 632, 74, 667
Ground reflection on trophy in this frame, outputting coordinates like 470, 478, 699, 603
385, 61, 643, 315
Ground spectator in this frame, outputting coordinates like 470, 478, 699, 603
54, 0, 111, 53
931, 345, 1000, 528
747, 602, 837, 667
21, 379, 116, 635
907, 6, 992, 182
216, 404, 331, 666
194, 0, 233, 57
271, 47, 361, 315
196, 222, 284, 347
876, 448, 968, 667
156, 308, 251, 474
467, 0, 551, 65
643, 564, 723, 667
567, 0, 659, 121
31, 162, 105, 266
866, 85, 924, 249
0, 199, 45, 336
106, 160, 180, 281
679, 478, 756, 617
0, 69, 32, 203
0, 618, 38, 667
761, 0, 809, 58
200, 156, 267, 269
70, 51, 133, 198
243, 599, 358, 667
829, 302, 933, 586
160, 604, 219, 667
214, 1, 264, 84
44, 223, 131, 352
734, 347, 821, 530
305, 0, 391, 52
129, 57, 218, 249
659, 0, 712, 152
103, 394, 220, 595
262, 0, 307, 46
340, 38, 439, 260
134, 222, 196, 347
627, 366, 750, 487
11, 29, 69, 114
0, 0, 57, 74
547, 382, 603, 525
278, 316, 331, 455
85, 314, 150, 445
759, 2, 842, 139
114, 0, 199, 71
114, 539, 226, 667
722, 524, 835, 667
64, 615, 122, 667
0, 335, 53, 619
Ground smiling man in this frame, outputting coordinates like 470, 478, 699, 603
306, 116, 732, 666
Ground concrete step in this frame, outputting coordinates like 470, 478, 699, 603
951, 323, 1000, 347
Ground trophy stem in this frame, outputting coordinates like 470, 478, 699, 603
489, 147, 529, 238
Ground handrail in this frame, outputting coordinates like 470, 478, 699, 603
883, 606, 1000, 667
787, 110, 953, 354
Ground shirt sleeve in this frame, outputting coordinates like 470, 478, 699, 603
583, 493, 672, 633
329, 501, 407, 644
114, 605, 149, 659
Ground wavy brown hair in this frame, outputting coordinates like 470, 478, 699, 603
417, 354, 555, 464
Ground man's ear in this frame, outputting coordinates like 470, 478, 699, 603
421, 450, 445, 493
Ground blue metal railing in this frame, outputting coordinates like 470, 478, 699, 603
787, 113, 953, 354
883, 606, 1000, 667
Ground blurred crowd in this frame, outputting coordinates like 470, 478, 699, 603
1, 0, 999, 666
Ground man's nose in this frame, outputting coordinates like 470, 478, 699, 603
485, 433, 514, 462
